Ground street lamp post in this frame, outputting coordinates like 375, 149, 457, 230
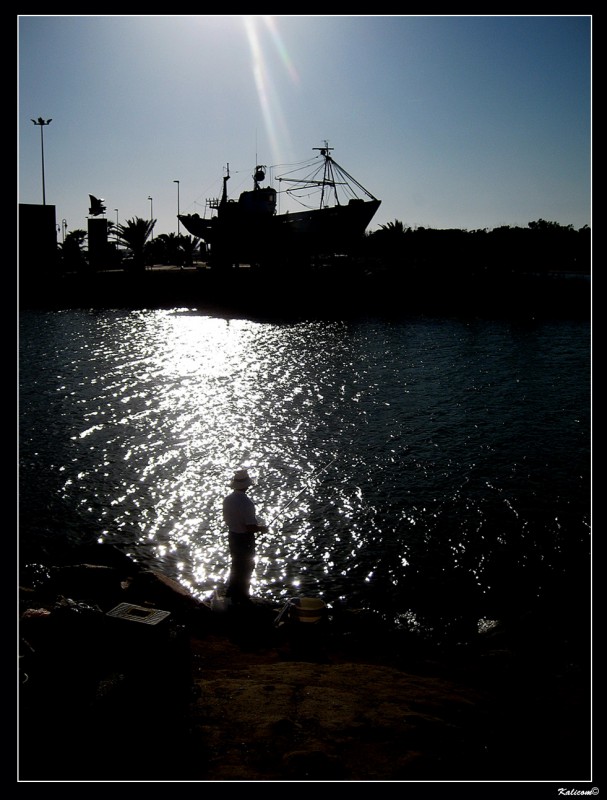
148, 196, 153, 239
62, 219, 67, 243
173, 180, 180, 237
31, 117, 52, 205
114, 209, 119, 244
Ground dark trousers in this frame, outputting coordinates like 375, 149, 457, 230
227, 532, 256, 600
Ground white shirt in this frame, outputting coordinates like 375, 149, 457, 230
223, 490, 258, 533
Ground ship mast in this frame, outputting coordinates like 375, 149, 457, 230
207, 163, 231, 213
313, 142, 334, 209
220, 163, 230, 206
277, 141, 379, 209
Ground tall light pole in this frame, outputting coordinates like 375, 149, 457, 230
148, 196, 153, 239
114, 209, 119, 244
31, 117, 52, 205
173, 180, 180, 237
62, 219, 67, 243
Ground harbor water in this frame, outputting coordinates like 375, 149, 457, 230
18, 308, 591, 640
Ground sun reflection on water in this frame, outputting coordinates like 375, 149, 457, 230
81, 311, 370, 602
19, 310, 590, 627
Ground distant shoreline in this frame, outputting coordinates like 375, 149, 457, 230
19, 263, 590, 320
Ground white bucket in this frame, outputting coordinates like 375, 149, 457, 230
289, 597, 326, 623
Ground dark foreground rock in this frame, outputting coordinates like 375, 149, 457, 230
18, 544, 591, 783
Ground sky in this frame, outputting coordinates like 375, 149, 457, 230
18, 14, 591, 240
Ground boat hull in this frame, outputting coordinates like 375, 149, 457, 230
179, 198, 381, 265
273, 199, 381, 252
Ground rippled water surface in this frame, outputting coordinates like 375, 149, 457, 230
19, 309, 590, 633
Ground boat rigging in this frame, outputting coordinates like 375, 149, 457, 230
275, 143, 379, 211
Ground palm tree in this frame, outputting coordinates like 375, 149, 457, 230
178, 234, 201, 267
150, 232, 180, 266
368, 219, 409, 263
379, 219, 408, 235
148, 232, 201, 267
59, 229, 88, 272
115, 217, 155, 271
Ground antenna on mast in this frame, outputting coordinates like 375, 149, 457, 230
314, 140, 333, 157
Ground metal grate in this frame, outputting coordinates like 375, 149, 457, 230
106, 602, 170, 626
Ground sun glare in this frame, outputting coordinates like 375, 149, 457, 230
242, 15, 296, 166
261, 16, 299, 84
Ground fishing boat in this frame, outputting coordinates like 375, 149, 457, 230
178, 142, 381, 266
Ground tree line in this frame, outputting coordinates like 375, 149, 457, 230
59, 217, 202, 273
361, 218, 590, 276
58, 216, 590, 276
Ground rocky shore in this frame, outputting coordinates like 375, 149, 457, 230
18, 542, 592, 784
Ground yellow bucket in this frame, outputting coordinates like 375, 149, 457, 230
289, 597, 326, 623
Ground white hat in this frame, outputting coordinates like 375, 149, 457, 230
231, 469, 253, 489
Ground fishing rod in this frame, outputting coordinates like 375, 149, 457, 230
263, 429, 401, 529
267, 456, 337, 527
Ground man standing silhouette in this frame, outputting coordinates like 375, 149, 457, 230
222, 469, 268, 603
